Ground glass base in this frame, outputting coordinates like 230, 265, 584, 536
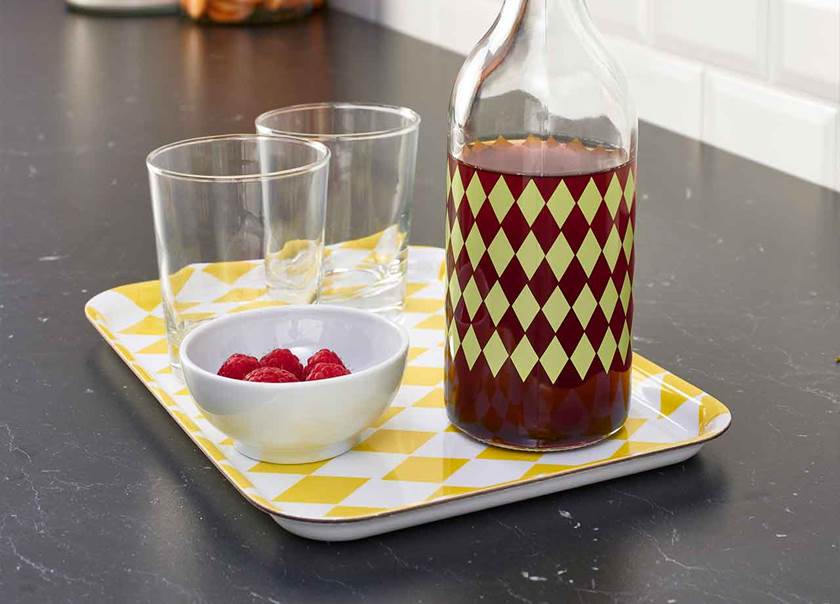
449, 419, 627, 452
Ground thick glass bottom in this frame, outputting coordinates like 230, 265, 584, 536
448, 413, 627, 452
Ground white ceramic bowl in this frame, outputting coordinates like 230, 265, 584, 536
179, 306, 409, 464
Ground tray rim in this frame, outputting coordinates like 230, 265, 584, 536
84, 276, 732, 527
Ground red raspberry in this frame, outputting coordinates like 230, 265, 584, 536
259, 348, 303, 379
304, 349, 346, 376
217, 354, 260, 380
244, 367, 299, 383
305, 362, 351, 381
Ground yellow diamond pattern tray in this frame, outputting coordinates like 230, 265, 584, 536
85, 246, 731, 540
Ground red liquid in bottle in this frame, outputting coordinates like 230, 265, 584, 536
444, 136, 636, 450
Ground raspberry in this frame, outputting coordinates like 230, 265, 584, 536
260, 348, 304, 379
305, 362, 351, 381
244, 367, 299, 383
217, 354, 260, 380
304, 349, 346, 376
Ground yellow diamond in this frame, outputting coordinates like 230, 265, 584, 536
464, 225, 486, 267
572, 284, 598, 326
516, 231, 544, 279
448, 270, 462, 307
446, 163, 452, 198
384, 457, 468, 483
618, 323, 631, 361
624, 169, 636, 208
603, 225, 622, 270
356, 429, 435, 454
619, 274, 632, 311
510, 339, 539, 380
482, 331, 508, 376
489, 177, 515, 221
547, 181, 574, 227
274, 476, 367, 504
517, 180, 544, 226
113, 280, 162, 312
448, 320, 461, 357
214, 287, 267, 303
119, 316, 165, 336
461, 276, 482, 320
599, 279, 619, 318
570, 335, 596, 379
137, 338, 168, 355
487, 230, 515, 275
450, 168, 465, 209
543, 287, 570, 330
413, 388, 445, 408
203, 260, 257, 285
540, 337, 568, 382
414, 315, 445, 330
545, 236, 574, 280
512, 286, 540, 330
250, 460, 327, 474
597, 329, 618, 370
577, 179, 602, 224
461, 326, 482, 369
623, 221, 634, 261
465, 172, 486, 217
604, 173, 623, 219
327, 506, 387, 518
449, 216, 464, 259
402, 366, 443, 386
576, 229, 601, 277
484, 281, 510, 325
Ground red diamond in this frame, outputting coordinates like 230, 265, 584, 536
527, 259, 559, 306
584, 306, 609, 346
592, 167, 614, 197
560, 204, 590, 251
558, 258, 588, 302
609, 305, 626, 339
615, 205, 630, 239
474, 200, 501, 245
562, 171, 590, 200
498, 204, 530, 251
476, 168, 501, 194
501, 172, 528, 200
473, 251, 500, 288
472, 313, 496, 346
588, 255, 612, 298
533, 175, 562, 201
497, 259, 528, 303
556, 312, 584, 355
531, 206, 562, 252
524, 310, 555, 356
590, 202, 614, 246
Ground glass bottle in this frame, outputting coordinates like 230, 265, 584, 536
445, 0, 637, 450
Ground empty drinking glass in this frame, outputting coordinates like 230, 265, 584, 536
256, 103, 420, 318
147, 134, 330, 368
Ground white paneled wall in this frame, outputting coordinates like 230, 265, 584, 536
331, 0, 840, 191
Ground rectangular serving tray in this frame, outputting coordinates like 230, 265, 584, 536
85, 246, 731, 541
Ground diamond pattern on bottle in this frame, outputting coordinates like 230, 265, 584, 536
445, 154, 636, 388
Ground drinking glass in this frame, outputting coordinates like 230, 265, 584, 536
147, 134, 330, 368
256, 103, 420, 317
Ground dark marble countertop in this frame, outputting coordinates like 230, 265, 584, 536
2, 1, 839, 602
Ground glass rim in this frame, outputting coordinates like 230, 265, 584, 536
145, 133, 331, 183
255, 102, 421, 142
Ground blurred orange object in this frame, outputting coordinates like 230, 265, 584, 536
180, 0, 320, 23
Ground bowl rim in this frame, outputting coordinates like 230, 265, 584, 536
179, 305, 410, 389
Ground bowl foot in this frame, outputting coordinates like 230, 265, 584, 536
234, 435, 360, 464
